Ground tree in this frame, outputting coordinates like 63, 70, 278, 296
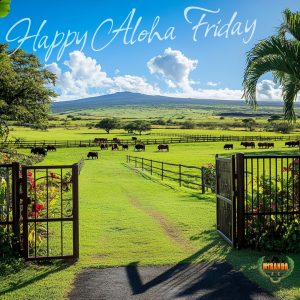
0, 44, 57, 141
242, 118, 256, 131
180, 121, 195, 129
243, 9, 300, 122
0, 0, 11, 18
95, 118, 120, 134
123, 122, 135, 134
123, 120, 151, 135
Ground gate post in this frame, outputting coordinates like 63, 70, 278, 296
236, 153, 245, 248
12, 163, 21, 253
72, 164, 80, 260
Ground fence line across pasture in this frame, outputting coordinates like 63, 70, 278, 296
126, 155, 213, 193
1, 134, 300, 149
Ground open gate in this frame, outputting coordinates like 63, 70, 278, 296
216, 153, 244, 248
0, 163, 79, 261
216, 155, 236, 246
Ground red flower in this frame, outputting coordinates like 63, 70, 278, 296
33, 203, 44, 212
31, 212, 39, 218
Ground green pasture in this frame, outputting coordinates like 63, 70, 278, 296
7, 126, 300, 143
1, 137, 300, 299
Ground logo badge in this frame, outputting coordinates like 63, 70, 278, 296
258, 256, 294, 283
0, 0, 11, 18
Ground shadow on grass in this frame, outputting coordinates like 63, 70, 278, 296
0, 261, 72, 297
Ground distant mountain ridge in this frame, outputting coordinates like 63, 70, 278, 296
52, 91, 287, 113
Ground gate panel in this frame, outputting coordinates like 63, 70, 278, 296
216, 156, 236, 246
22, 164, 79, 260
0, 163, 20, 251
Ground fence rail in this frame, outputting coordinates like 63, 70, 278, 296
2, 134, 300, 149
127, 155, 212, 193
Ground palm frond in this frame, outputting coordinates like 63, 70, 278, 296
279, 9, 300, 41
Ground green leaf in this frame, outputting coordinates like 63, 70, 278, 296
0, 0, 11, 18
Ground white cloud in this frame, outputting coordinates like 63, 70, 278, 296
147, 48, 198, 92
207, 81, 219, 87
47, 51, 160, 100
256, 80, 282, 100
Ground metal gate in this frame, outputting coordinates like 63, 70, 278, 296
216, 155, 236, 246
0, 163, 79, 261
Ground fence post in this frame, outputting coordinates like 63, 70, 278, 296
12, 162, 20, 253
135, 157, 137, 168
236, 153, 245, 248
201, 167, 205, 194
142, 158, 144, 170
72, 164, 80, 260
151, 160, 153, 175
161, 162, 164, 181
179, 164, 182, 187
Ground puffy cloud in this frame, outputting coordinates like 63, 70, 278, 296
147, 48, 198, 92
256, 80, 282, 100
49, 51, 160, 100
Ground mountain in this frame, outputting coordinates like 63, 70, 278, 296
51, 92, 286, 113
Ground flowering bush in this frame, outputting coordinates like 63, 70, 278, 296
203, 164, 216, 192
245, 159, 300, 253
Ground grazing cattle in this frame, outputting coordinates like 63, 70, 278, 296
112, 138, 121, 144
122, 144, 129, 151
132, 137, 138, 143
258, 142, 274, 149
47, 145, 56, 152
285, 141, 300, 148
111, 144, 119, 151
31, 147, 47, 156
94, 138, 107, 144
100, 143, 108, 150
158, 144, 169, 152
224, 144, 233, 150
87, 152, 98, 159
241, 142, 255, 149
135, 144, 145, 152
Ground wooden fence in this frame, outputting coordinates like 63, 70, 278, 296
1, 134, 300, 149
127, 155, 213, 193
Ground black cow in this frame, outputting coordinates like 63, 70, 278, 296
111, 144, 119, 151
224, 144, 233, 150
31, 147, 47, 156
285, 141, 300, 148
241, 142, 255, 149
87, 152, 98, 159
100, 143, 108, 150
122, 144, 129, 150
47, 145, 56, 151
158, 144, 169, 152
135, 144, 145, 152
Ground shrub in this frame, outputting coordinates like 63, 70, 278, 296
181, 121, 196, 129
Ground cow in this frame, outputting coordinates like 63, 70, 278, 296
122, 144, 129, 151
135, 144, 145, 152
112, 138, 121, 144
47, 145, 56, 152
100, 143, 108, 150
258, 142, 274, 149
285, 141, 300, 148
158, 144, 169, 152
224, 144, 233, 150
132, 137, 138, 143
111, 144, 119, 151
31, 147, 47, 156
87, 152, 98, 159
241, 142, 255, 149
94, 138, 107, 145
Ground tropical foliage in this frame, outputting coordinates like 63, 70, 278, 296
243, 9, 300, 122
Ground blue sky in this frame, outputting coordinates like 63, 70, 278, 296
0, 0, 299, 100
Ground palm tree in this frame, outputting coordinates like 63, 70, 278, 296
243, 9, 300, 122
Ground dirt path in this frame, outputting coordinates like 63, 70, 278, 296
124, 188, 195, 252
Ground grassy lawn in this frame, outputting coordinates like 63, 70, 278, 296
1, 133, 300, 299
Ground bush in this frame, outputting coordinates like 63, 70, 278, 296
180, 121, 196, 129
271, 122, 294, 134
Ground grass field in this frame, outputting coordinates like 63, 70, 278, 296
1, 129, 300, 300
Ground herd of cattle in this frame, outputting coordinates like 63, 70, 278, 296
29, 138, 300, 159
224, 141, 300, 150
